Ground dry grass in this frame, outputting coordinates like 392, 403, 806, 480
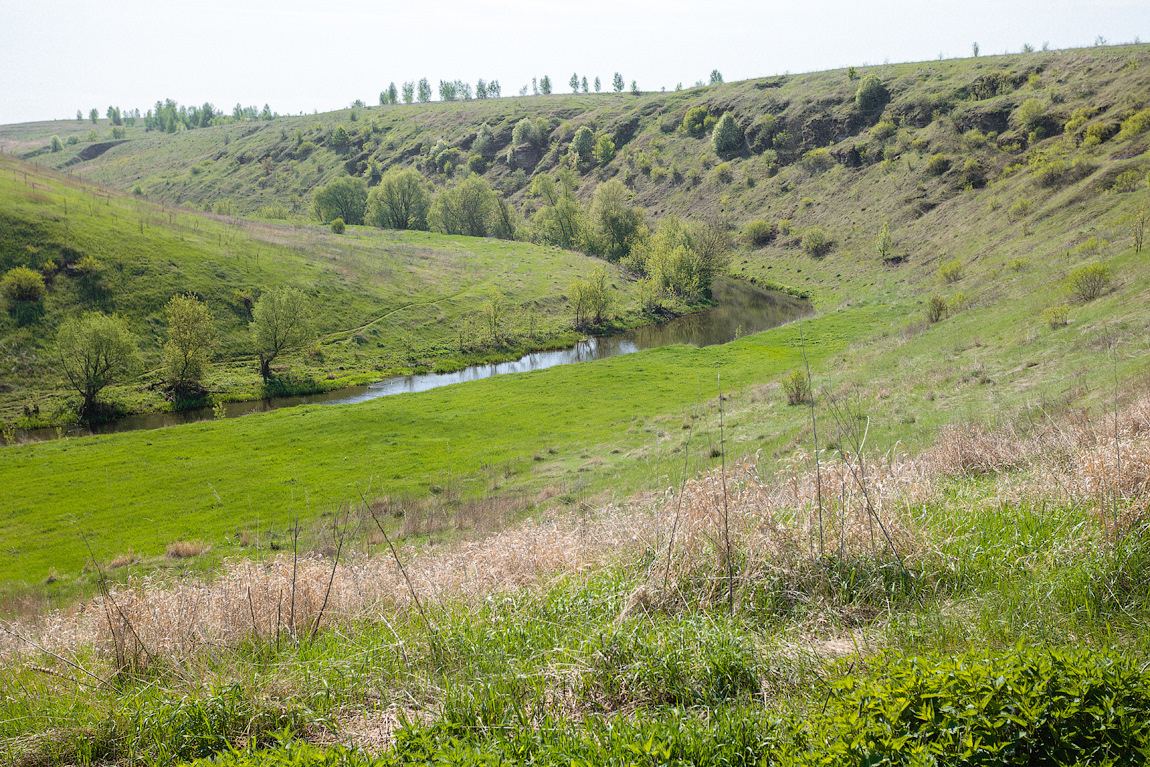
165, 540, 210, 559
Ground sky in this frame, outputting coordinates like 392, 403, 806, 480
1, 0, 1148, 126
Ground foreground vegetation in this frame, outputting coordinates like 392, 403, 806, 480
2, 392, 1149, 765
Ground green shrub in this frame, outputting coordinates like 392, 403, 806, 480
782, 370, 812, 405
50, 135, 63, 152
872, 120, 896, 140
1014, 97, 1048, 133
1067, 262, 1112, 301
1084, 121, 1117, 146
1042, 304, 1070, 328
682, 106, 710, 135
777, 218, 792, 236
801, 226, 831, 256
1111, 169, 1142, 192
714, 162, 732, 182
1008, 197, 1031, 221
742, 220, 775, 247
1118, 108, 1150, 140
1064, 106, 1095, 134
66, 134, 79, 145
711, 112, 743, 153
1, 267, 46, 303
960, 158, 985, 188
330, 218, 345, 233
937, 259, 963, 283
855, 75, 888, 112
467, 153, 487, 174
295, 141, 316, 159
925, 153, 950, 176
926, 292, 948, 323
800, 148, 835, 174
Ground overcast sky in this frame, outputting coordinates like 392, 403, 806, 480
2, 0, 1147, 126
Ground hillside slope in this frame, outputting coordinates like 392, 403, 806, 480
0, 157, 641, 421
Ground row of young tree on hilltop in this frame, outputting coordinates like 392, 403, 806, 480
374, 70, 724, 105
77, 100, 279, 133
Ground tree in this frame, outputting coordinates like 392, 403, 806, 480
591, 180, 646, 261
593, 135, 616, 165
251, 288, 313, 381
570, 266, 613, 326
476, 79, 488, 99
613, 72, 624, 92
402, 82, 415, 103
855, 75, 888, 112
712, 112, 743, 154
313, 177, 368, 225
417, 78, 432, 103
540, 75, 552, 95
972, 41, 980, 57
581, 76, 589, 93
75, 109, 83, 122
876, 221, 893, 260
56, 313, 141, 414
710, 69, 724, 85
473, 123, 495, 157
594, 76, 602, 93
569, 126, 594, 167
438, 80, 457, 101
570, 72, 579, 93
50, 135, 63, 152
367, 168, 431, 230
429, 175, 500, 237
89, 108, 99, 124
630, 80, 639, 95
488, 79, 501, 98
164, 294, 218, 390
387, 82, 398, 104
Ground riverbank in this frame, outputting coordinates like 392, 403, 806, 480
6, 277, 808, 444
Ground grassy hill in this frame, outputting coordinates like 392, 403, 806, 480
0, 155, 654, 423
2, 44, 1150, 767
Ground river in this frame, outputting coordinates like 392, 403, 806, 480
24, 277, 808, 441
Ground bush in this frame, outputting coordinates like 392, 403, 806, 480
1042, 304, 1070, 328
66, 134, 79, 146
711, 112, 743, 154
925, 153, 950, 176
1, 267, 46, 303
1118, 108, 1150, 140
742, 220, 775, 248
682, 106, 711, 135
50, 135, 63, 152
801, 226, 831, 257
1008, 198, 1031, 221
1014, 97, 1048, 133
926, 293, 948, 323
855, 75, 888, 112
937, 259, 964, 283
1084, 121, 1117, 146
800, 148, 835, 174
1067, 262, 1112, 302
714, 162, 732, 182
1111, 169, 1142, 193
330, 218, 345, 233
782, 370, 812, 405
960, 158, 985, 188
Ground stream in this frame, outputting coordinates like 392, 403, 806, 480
26, 277, 809, 441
